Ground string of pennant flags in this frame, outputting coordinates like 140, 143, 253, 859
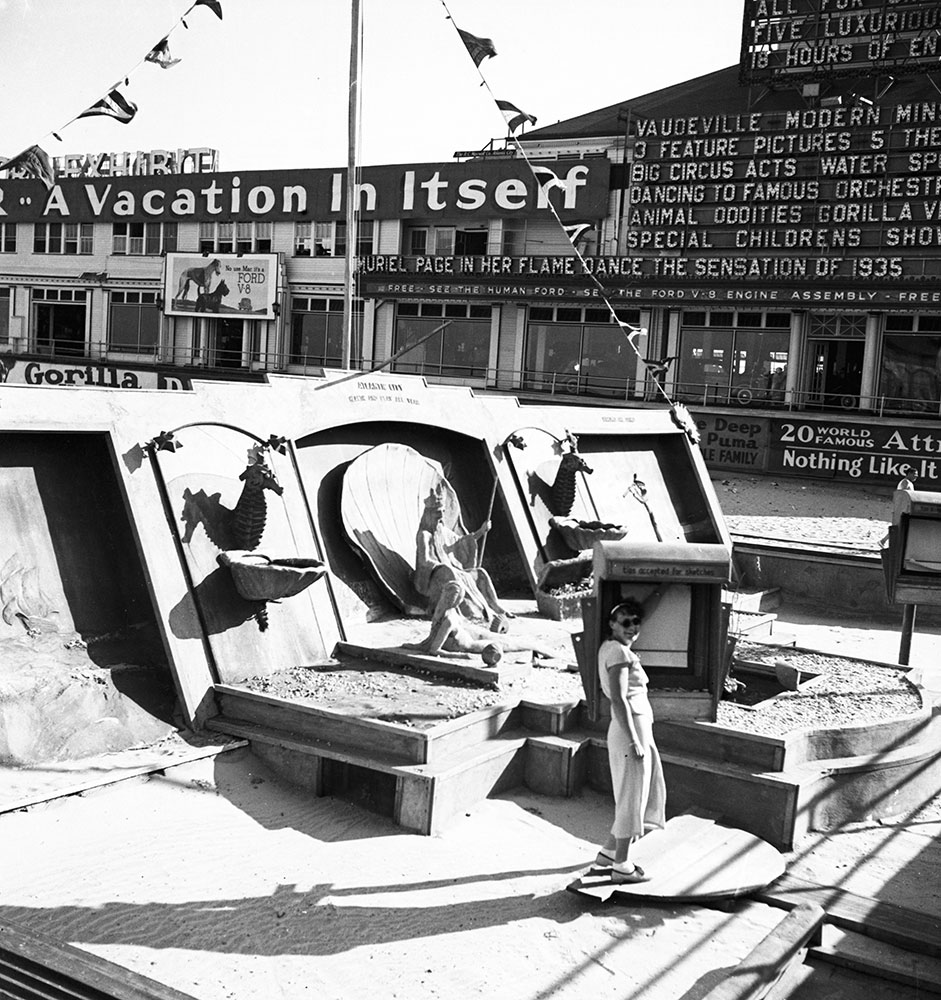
0, 0, 222, 190
444, 3, 698, 439
0, 0, 695, 438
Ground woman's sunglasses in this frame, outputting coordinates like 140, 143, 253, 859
614, 615, 643, 626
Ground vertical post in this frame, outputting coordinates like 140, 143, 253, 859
899, 603, 916, 665
342, 0, 362, 369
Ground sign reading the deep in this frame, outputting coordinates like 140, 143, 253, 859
0, 161, 610, 223
620, 98, 941, 285
164, 253, 278, 319
741, 0, 941, 83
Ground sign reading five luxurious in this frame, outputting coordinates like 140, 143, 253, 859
0, 161, 609, 223
741, 0, 941, 83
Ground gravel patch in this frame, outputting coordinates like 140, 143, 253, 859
239, 639, 922, 741
719, 640, 923, 736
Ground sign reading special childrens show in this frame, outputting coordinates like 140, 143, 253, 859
163, 252, 278, 320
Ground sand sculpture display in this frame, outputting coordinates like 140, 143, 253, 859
213, 442, 326, 630
340, 443, 531, 662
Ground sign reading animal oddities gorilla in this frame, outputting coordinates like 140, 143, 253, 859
164, 252, 279, 319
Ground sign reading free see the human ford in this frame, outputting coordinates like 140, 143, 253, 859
164, 252, 278, 319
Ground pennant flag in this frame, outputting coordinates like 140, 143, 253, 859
531, 165, 567, 193
562, 221, 594, 247
145, 37, 181, 69
78, 87, 138, 124
617, 321, 647, 346
458, 27, 496, 67
496, 99, 537, 134
0, 145, 55, 189
193, 0, 223, 19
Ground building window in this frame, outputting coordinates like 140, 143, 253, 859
109, 291, 161, 354
293, 220, 373, 257
33, 223, 93, 254
675, 309, 792, 407
112, 222, 177, 255
0, 287, 10, 343
524, 305, 642, 397
393, 302, 492, 379
199, 221, 272, 253
880, 313, 941, 413
403, 224, 485, 256
290, 296, 363, 366
32, 287, 87, 356
502, 221, 527, 255
0, 223, 16, 253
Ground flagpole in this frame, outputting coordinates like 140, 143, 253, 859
343, 0, 362, 370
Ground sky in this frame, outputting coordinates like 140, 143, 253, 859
0, 0, 747, 172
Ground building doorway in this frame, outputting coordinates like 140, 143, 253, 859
213, 317, 246, 368
806, 338, 864, 409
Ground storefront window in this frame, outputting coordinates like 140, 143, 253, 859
392, 303, 491, 378
33, 288, 87, 356
676, 310, 791, 407
109, 291, 160, 354
880, 314, 941, 413
523, 306, 641, 396
290, 296, 362, 367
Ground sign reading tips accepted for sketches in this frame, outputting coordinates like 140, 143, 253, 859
164, 252, 278, 320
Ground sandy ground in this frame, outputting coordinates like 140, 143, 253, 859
1, 474, 940, 1000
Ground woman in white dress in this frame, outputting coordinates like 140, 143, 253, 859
594, 592, 667, 883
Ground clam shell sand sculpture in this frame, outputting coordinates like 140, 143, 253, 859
340, 443, 475, 615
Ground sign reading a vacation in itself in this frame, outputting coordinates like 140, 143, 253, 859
164, 252, 278, 319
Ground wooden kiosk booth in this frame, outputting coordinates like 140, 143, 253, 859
575, 540, 732, 724
881, 483, 941, 663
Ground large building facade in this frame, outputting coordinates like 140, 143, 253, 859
3, 0, 941, 488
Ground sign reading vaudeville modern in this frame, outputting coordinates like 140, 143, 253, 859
615, 98, 941, 285
164, 253, 278, 319
740, 0, 941, 84
0, 161, 609, 223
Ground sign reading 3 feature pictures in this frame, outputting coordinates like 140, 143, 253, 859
164, 252, 278, 319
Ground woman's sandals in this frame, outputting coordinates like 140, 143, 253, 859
610, 863, 650, 884
593, 852, 651, 883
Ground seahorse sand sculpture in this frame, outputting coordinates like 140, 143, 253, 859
549, 434, 593, 517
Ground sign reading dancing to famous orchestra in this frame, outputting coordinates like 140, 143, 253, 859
614, 98, 941, 289
740, 0, 941, 84
164, 253, 278, 320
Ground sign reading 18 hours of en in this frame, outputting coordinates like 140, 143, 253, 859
163, 252, 278, 320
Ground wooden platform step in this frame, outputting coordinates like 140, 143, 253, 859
207, 715, 530, 835
568, 813, 787, 903
756, 873, 941, 959
699, 902, 824, 1000
810, 925, 941, 994
0, 919, 198, 1000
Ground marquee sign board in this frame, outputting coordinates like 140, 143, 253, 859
740, 0, 941, 84
0, 160, 611, 224
164, 253, 279, 319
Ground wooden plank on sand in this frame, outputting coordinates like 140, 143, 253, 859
568, 813, 786, 902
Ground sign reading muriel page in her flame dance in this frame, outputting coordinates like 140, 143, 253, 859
164, 252, 278, 320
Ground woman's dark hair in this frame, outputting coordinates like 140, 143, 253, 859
608, 598, 644, 629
